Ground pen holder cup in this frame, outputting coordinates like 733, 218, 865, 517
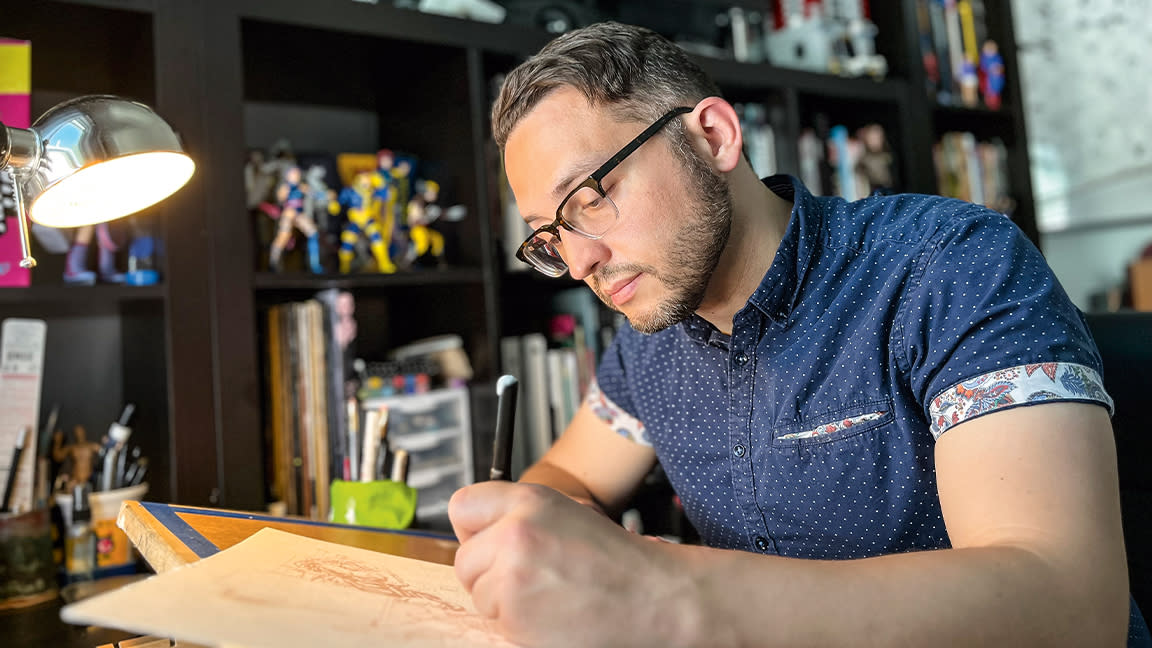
0, 508, 58, 609
330, 480, 418, 530
55, 483, 148, 569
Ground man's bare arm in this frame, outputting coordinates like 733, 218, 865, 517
518, 401, 656, 514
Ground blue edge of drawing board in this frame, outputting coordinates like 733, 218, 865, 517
140, 500, 455, 560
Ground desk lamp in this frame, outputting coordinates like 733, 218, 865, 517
0, 95, 195, 269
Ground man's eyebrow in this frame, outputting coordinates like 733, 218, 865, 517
518, 153, 608, 225
550, 154, 605, 200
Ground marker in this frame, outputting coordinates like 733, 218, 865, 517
489, 375, 518, 481
1, 426, 29, 513
389, 448, 409, 485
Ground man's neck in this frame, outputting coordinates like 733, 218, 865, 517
695, 169, 793, 335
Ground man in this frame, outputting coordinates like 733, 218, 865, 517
449, 21, 1146, 647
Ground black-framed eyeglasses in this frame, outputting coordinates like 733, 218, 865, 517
515, 106, 693, 277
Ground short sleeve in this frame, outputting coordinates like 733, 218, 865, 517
898, 208, 1113, 439
587, 329, 650, 445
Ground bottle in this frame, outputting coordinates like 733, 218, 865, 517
65, 483, 95, 580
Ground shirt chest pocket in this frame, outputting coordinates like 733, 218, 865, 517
770, 399, 894, 447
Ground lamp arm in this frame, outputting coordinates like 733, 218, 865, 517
0, 122, 42, 269
0, 123, 39, 170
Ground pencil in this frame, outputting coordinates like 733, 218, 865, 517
489, 375, 518, 481
1, 426, 29, 513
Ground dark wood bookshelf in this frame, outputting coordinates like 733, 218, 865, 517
252, 269, 486, 292
8, 0, 1037, 515
0, 284, 165, 305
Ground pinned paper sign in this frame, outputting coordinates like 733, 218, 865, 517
0, 39, 30, 288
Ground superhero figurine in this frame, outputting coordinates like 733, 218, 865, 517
979, 39, 1005, 110
333, 169, 396, 274
64, 222, 123, 285
268, 165, 323, 274
406, 179, 447, 267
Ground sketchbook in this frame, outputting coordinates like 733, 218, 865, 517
61, 527, 518, 648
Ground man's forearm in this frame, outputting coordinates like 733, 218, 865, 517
666, 542, 1129, 647
518, 460, 609, 514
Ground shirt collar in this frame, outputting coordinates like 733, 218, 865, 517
680, 174, 820, 345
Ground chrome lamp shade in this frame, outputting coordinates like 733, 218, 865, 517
0, 95, 195, 269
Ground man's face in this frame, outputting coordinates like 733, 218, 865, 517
504, 88, 732, 334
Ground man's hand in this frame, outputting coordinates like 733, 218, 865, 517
449, 482, 700, 648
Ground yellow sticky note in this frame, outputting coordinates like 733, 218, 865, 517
0, 40, 31, 94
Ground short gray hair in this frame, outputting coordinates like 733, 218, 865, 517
491, 22, 722, 152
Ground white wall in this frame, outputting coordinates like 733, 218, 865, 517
1012, 0, 1152, 309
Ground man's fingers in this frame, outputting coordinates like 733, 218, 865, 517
453, 521, 504, 594
448, 481, 518, 542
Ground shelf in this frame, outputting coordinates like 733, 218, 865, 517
49, 0, 156, 12
233, 0, 547, 56
252, 268, 487, 292
695, 57, 909, 102
0, 283, 166, 306
932, 103, 1018, 141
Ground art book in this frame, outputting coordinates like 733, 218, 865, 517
61, 527, 518, 648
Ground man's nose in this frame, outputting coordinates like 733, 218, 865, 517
561, 234, 609, 281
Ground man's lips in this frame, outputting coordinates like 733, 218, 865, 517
605, 273, 641, 306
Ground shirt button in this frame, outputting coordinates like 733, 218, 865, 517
733, 444, 746, 457
754, 536, 769, 551
734, 352, 749, 365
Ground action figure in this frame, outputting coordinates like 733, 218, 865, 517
979, 40, 1005, 110
406, 179, 447, 267
855, 123, 894, 195
388, 156, 416, 268
64, 222, 124, 285
333, 169, 396, 274
268, 165, 323, 274
51, 425, 101, 491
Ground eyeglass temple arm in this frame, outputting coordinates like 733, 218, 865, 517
589, 106, 693, 183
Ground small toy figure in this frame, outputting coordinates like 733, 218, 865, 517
979, 39, 1005, 110
333, 169, 396, 274
64, 222, 124, 285
406, 179, 447, 267
388, 156, 416, 267
304, 164, 334, 235
855, 123, 894, 194
268, 165, 323, 274
959, 58, 980, 108
51, 425, 101, 491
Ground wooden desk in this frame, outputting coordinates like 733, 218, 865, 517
118, 501, 459, 574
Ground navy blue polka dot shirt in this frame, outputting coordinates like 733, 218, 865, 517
588, 174, 1113, 559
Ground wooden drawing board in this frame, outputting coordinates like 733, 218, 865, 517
118, 500, 459, 573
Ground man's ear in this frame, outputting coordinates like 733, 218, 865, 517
683, 97, 744, 174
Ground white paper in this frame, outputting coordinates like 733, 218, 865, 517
0, 318, 46, 513
61, 527, 519, 648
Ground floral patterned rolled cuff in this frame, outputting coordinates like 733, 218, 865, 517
584, 379, 650, 446
929, 362, 1114, 439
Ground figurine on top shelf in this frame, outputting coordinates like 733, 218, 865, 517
979, 40, 1005, 110
387, 155, 416, 268
268, 165, 323, 274
404, 179, 468, 269
332, 155, 396, 274
64, 222, 124, 285
766, 0, 887, 78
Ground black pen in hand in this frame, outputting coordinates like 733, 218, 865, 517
489, 375, 518, 481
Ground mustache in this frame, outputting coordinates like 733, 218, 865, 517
591, 263, 658, 290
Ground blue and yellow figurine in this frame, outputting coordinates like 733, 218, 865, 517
332, 169, 396, 274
